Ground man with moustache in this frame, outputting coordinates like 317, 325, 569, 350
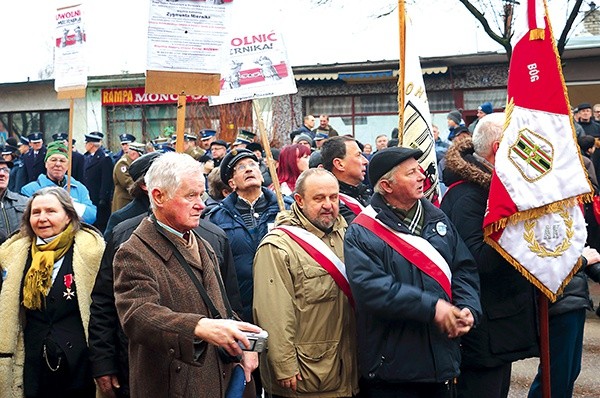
321, 136, 371, 222
344, 147, 481, 398
253, 168, 358, 397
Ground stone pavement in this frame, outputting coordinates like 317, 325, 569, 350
508, 282, 600, 398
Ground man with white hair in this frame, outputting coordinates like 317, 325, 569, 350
441, 113, 538, 398
113, 152, 261, 398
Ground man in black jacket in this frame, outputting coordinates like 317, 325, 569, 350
440, 113, 538, 398
344, 147, 481, 398
321, 136, 371, 223
88, 169, 243, 398
82, 132, 114, 232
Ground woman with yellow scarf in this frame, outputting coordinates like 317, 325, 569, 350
0, 186, 105, 398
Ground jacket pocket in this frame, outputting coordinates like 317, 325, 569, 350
301, 265, 338, 304
295, 341, 342, 393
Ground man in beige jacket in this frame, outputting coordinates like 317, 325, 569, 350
253, 168, 359, 397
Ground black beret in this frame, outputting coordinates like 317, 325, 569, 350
210, 139, 229, 149
577, 103, 592, 111
368, 147, 423, 185
129, 152, 162, 181
246, 142, 263, 153
220, 148, 258, 184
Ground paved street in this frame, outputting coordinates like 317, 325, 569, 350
509, 282, 600, 397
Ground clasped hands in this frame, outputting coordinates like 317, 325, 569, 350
434, 299, 474, 339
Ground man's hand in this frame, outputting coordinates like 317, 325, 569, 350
95, 375, 120, 398
434, 299, 461, 337
278, 373, 303, 391
194, 318, 262, 357
583, 246, 600, 265
241, 352, 259, 382
455, 307, 474, 337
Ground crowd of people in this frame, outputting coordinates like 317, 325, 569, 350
0, 110, 599, 398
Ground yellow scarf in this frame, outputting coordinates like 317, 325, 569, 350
22, 223, 75, 310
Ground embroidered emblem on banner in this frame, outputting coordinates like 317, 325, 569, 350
523, 209, 573, 258
509, 129, 554, 182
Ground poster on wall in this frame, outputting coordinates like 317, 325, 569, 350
54, 3, 88, 92
147, 0, 234, 74
208, 29, 297, 106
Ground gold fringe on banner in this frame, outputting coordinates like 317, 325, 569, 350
483, 234, 583, 302
529, 28, 545, 40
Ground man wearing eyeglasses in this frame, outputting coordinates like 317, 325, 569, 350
207, 148, 291, 396
0, 156, 27, 237
21, 141, 97, 224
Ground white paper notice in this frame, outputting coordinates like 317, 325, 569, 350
54, 4, 88, 92
147, 0, 234, 74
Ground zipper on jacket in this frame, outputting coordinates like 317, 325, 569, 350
1, 200, 11, 234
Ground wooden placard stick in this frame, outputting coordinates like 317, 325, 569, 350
252, 100, 284, 211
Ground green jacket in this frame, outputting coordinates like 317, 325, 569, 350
253, 202, 358, 397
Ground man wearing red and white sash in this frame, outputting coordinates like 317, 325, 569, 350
344, 147, 481, 398
321, 136, 371, 223
253, 168, 358, 397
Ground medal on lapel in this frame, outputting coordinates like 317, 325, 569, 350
63, 274, 75, 300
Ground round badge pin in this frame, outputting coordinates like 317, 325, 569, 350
436, 221, 447, 236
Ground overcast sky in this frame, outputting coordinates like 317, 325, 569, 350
0, 0, 580, 84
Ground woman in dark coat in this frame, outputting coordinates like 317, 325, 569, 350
0, 187, 105, 398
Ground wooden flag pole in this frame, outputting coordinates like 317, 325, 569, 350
397, 0, 407, 145
539, 292, 551, 398
67, 98, 75, 193
175, 94, 186, 153
252, 100, 284, 211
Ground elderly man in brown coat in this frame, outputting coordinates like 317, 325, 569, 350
114, 152, 261, 398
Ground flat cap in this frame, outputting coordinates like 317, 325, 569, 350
368, 146, 423, 185
220, 148, 258, 184
210, 139, 229, 149
577, 103, 592, 111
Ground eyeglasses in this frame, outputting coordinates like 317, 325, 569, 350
0, 167, 9, 174
233, 161, 259, 173
47, 157, 68, 164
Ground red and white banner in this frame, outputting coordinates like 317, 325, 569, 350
399, 11, 440, 205
209, 28, 297, 105
54, 4, 88, 92
483, 0, 592, 301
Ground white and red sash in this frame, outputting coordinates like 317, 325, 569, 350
338, 193, 365, 216
275, 225, 354, 306
353, 206, 453, 300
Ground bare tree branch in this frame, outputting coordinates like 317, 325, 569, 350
556, 0, 584, 55
458, 0, 513, 59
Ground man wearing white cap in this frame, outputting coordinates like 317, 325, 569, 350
83, 132, 114, 232
23, 132, 46, 184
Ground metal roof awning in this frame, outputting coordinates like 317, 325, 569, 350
294, 67, 447, 81
294, 73, 339, 81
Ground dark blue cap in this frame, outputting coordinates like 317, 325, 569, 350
84, 131, 104, 143
200, 129, 217, 140
27, 132, 44, 142
119, 133, 135, 144
19, 136, 30, 145
52, 132, 69, 142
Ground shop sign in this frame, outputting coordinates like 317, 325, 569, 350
101, 87, 208, 105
